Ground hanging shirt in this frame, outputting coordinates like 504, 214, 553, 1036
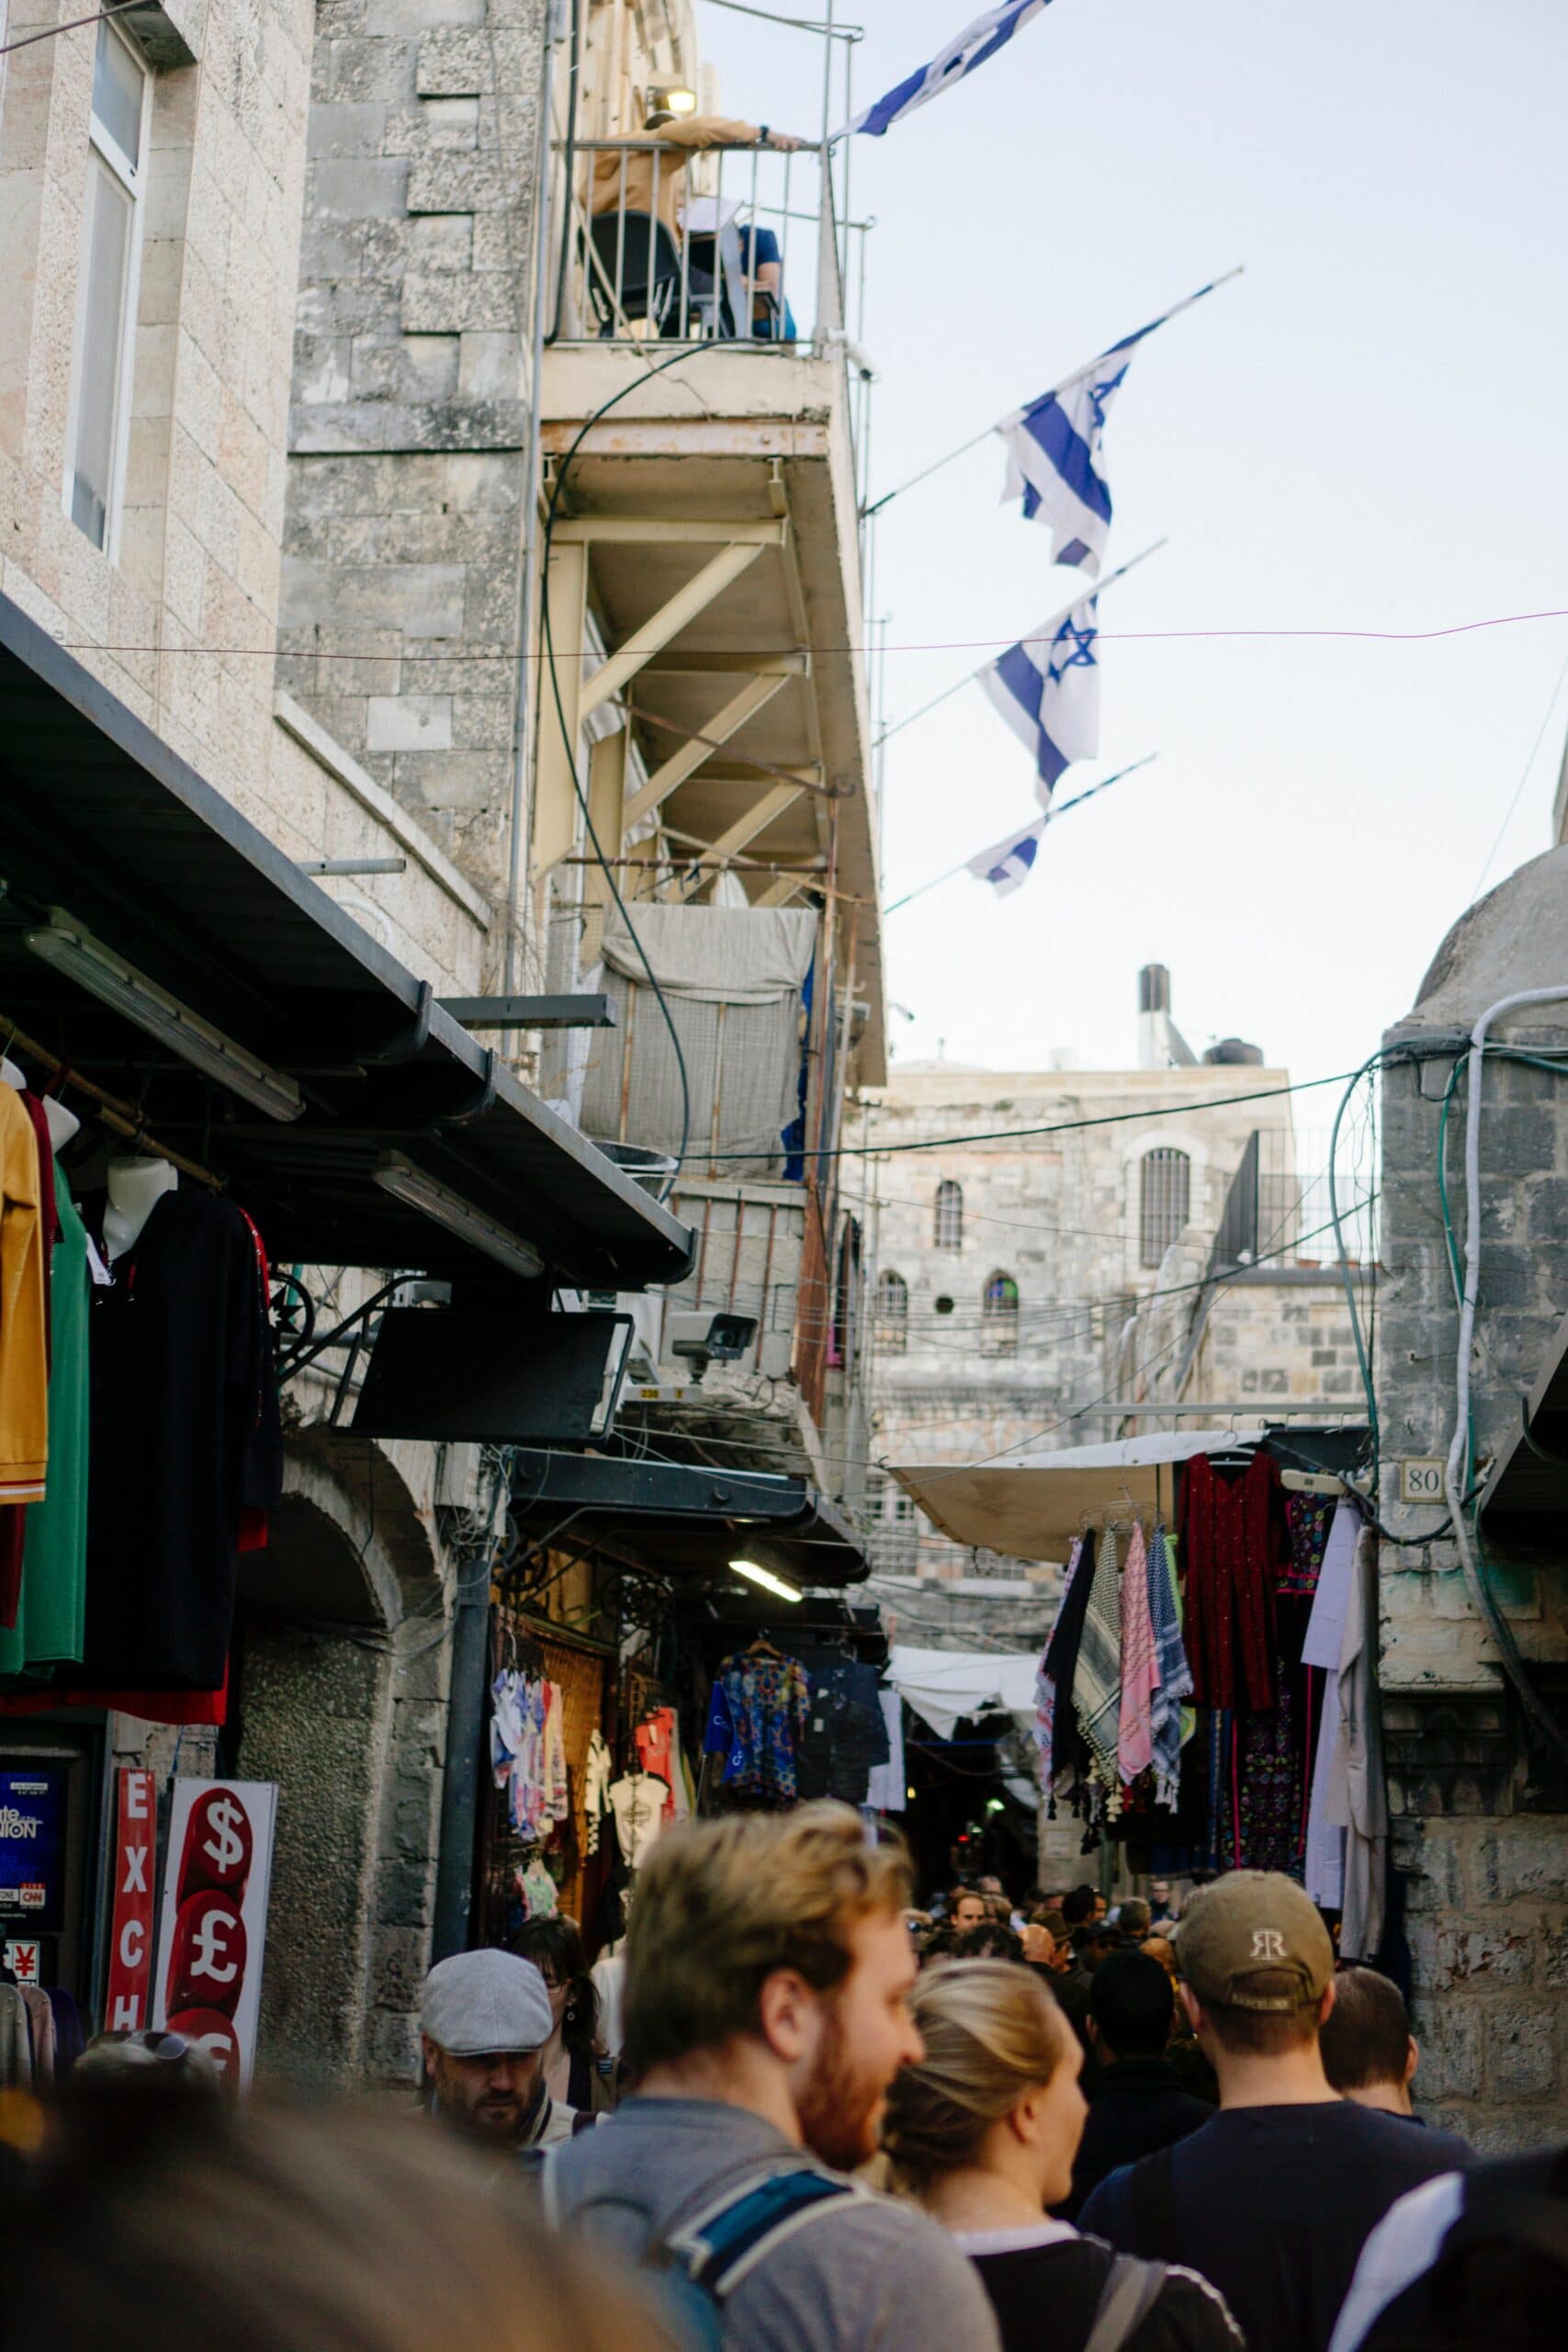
864, 1690, 907, 1811
1303, 1503, 1359, 1909
542, 1680, 570, 1826
608, 1772, 670, 1870
635, 1708, 680, 1820
0, 1170, 89, 1677
67, 1192, 280, 1690
1179, 1453, 1285, 1713
0, 1086, 48, 1515
1325, 1525, 1387, 1961
705, 1649, 812, 1804
583, 1728, 613, 1853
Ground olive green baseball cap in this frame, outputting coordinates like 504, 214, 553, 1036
1173, 1871, 1334, 2013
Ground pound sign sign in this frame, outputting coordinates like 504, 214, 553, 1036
166, 1890, 248, 2019
178, 1787, 254, 1900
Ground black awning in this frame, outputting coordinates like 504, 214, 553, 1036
0, 594, 691, 1290
1479, 1302, 1568, 1524
508, 1449, 869, 1589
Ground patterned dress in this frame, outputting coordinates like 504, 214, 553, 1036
706, 1649, 813, 1804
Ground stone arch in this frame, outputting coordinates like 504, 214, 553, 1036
232, 1431, 450, 2088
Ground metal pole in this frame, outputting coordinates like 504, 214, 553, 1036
431, 1563, 491, 1961
881, 753, 1158, 914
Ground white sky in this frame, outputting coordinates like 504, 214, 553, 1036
697, 0, 1568, 1079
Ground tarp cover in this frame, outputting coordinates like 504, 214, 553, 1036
602, 905, 817, 1005
890, 1429, 1237, 1566
886, 1645, 1043, 1741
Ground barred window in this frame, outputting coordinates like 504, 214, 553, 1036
875, 1268, 908, 1353
933, 1180, 963, 1250
980, 1270, 1019, 1354
1139, 1148, 1191, 1269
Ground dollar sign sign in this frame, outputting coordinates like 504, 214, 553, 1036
202, 1796, 244, 1874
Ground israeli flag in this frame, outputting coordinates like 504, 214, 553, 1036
846, 0, 1051, 138
966, 817, 1047, 898
998, 353, 1132, 576
978, 597, 1100, 805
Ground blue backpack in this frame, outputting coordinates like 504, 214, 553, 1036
543, 2153, 863, 2352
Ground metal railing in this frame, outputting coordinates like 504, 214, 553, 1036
549, 137, 857, 353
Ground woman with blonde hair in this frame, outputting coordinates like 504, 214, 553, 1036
882, 1962, 1242, 2352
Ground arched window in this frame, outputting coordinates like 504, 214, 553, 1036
875, 1268, 908, 1353
980, 1270, 1019, 1355
1139, 1147, 1191, 1269
933, 1179, 963, 1250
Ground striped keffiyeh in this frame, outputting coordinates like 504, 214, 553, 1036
1074, 1526, 1122, 1794
1147, 1522, 1193, 1806
1118, 1523, 1157, 1784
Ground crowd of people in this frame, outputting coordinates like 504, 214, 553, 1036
7, 1808, 1558, 2352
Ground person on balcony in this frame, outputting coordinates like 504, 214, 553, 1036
590, 101, 804, 338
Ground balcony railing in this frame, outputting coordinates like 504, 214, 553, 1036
548, 137, 860, 355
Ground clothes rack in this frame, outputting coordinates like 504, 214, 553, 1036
0, 1017, 226, 1191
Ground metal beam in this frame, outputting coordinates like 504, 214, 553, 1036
552, 518, 787, 547
641, 650, 810, 677
580, 540, 766, 718
755, 876, 807, 908
661, 784, 804, 902
439, 994, 617, 1030
624, 673, 790, 829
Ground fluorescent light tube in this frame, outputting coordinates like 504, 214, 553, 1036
374, 1153, 544, 1282
729, 1557, 802, 1603
24, 911, 304, 1123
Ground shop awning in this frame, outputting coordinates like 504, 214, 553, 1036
506, 1449, 869, 1589
890, 1430, 1238, 1566
885, 1645, 1042, 1741
0, 594, 692, 1290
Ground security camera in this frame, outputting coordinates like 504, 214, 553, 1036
666, 1309, 759, 1379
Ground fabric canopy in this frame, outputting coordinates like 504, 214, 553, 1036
890, 1430, 1237, 1566
886, 1645, 1042, 1742
602, 904, 817, 1005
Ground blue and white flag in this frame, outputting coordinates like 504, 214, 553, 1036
998, 351, 1131, 576
845, 0, 1051, 139
966, 815, 1047, 897
978, 596, 1100, 805
996, 273, 1241, 573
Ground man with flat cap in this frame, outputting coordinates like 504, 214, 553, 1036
1079, 1871, 1470, 2352
421, 1948, 597, 2154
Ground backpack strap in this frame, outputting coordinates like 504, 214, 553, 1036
1122, 2144, 1177, 2262
1082, 2255, 1170, 2352
668, 2163, 864, 2301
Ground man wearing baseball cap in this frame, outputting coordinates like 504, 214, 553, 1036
421, 1949, 595, 2153
1078, 1872, 1470, 2352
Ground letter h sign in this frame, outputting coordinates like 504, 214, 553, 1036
104, 1770, 156, 2032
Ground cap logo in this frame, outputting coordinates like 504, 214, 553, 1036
1251, 1928, 1286, 1961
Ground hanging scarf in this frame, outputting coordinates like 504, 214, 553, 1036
1046, 1529, 1097, 1793
1146, 1523, 1193, 1806
1118, 1524, 1158, 1784
1033, 1534, 1084, 1781
1074, 1527, 1122, 1802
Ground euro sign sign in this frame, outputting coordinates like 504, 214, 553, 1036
166, 1890, 248, 2018
179, 1787, 254, 1900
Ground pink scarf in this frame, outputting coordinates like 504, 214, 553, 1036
1118, 1523, 1157, 1783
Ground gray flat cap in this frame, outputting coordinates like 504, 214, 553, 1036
421, 1949, 553, 2056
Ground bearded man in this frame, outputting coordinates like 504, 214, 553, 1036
542, 1804, 998, 2352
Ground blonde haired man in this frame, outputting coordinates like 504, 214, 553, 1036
544, 1804, 999, 2352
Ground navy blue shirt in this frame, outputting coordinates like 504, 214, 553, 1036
1078, 2101, 1472, 2352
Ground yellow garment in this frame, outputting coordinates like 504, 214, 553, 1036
0, 1089, 46, 1501
590, 118, 763, 232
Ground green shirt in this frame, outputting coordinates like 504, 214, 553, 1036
0, 1171, 88, 1674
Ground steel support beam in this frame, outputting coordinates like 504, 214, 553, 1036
661, 783, 804, 901
624, 673, 790, 828
580, 540, 767, 718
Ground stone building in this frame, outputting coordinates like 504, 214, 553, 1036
1373, 841, 1568, 2150
862, 993, 1306, 1641
0, 0, 683, 2088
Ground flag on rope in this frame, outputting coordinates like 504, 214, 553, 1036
844, 0, 1051, 139
965, 814, 1048, 897
997, 275, 1238, 573
978, 595, 1100, 804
